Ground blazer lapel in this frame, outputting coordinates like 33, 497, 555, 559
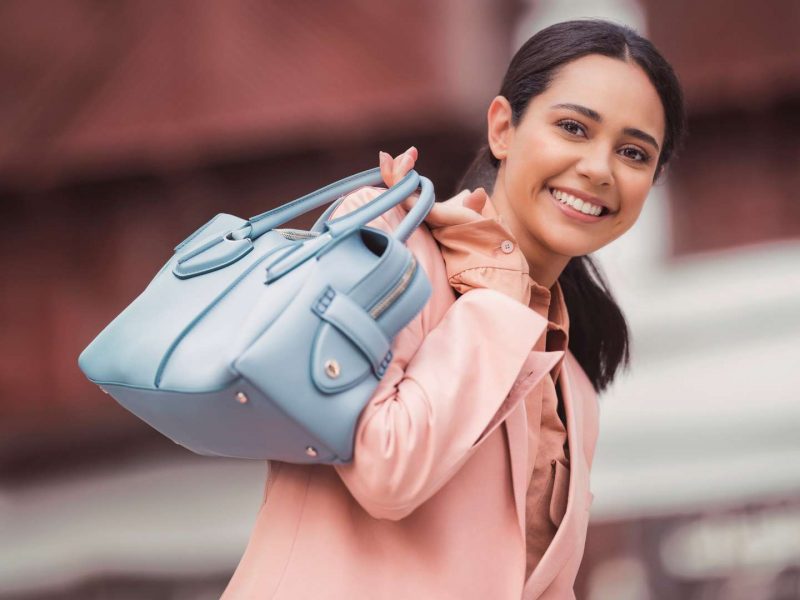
520, 353, 589, 598
505, 398, 529, 536
503, 349, 566, 537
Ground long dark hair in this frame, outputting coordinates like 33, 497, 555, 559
456, 19, 686, 394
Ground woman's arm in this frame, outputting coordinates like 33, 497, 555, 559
330, 186, 559, 521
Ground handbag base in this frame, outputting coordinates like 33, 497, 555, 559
101, 378, 341, 463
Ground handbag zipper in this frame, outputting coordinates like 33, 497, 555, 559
274, 227, 417, 318
369, 256, 417, 319
275, 228, 320, 240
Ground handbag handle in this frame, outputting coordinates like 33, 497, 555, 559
232, 167, 433, 245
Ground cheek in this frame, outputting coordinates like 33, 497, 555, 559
611, 178, 652, 233
507, 134, 568, 184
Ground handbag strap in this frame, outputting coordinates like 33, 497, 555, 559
231, 167, 434, 245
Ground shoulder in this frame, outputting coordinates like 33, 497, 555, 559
330, 185, 455, 330
330, 185, 428, 241
329, 185, 385, 219
329, 185, 445, 275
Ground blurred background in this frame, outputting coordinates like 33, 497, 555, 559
1, 0, 799, 598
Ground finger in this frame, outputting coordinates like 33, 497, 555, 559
400, 192, 419, 212
394, 147, 417, 168
379, 151, 393, 187
393, 152, 415, 185
397, 146, 417, 162
437, 189, 472, 208
425, 202, 485, 228
463, 188, 488, 213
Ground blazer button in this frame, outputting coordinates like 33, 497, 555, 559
500, 240, 515, 254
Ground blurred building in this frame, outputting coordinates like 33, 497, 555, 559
1, 1, 799, 598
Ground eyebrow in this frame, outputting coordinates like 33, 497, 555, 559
550, 102, 660, 152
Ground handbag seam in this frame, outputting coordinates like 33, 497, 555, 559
154, 245, 287, 388
174, 214, 222, 252
237, 373, 338, 461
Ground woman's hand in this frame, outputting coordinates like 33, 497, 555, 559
378, 147, 489, 221
423, 187, 489, 228
377, 148, 528, 305
379, 147, 418, 190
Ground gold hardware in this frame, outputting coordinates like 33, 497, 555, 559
235, 391, 249, 404
305, 446, 318, 457
324, 359, 341, 378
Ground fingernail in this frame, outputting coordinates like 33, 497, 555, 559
406, 146, 416, 155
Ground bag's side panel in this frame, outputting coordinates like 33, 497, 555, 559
159, 233, 304, 392
104, 379, 337, 461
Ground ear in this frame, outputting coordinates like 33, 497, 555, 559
487, 95, 514, 162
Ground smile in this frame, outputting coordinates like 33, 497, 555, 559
547, 187, 612, 223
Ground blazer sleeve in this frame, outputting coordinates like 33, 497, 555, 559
329, 186, 556, 521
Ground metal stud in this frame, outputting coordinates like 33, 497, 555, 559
235, 391, 249, 404
324, 359, 341, 378
305, 446, 318, 457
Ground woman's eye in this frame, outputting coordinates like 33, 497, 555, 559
620, 146, 650, 163
556, 119, 586, 137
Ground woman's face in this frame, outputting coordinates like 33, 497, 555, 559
488, 53, 666, 262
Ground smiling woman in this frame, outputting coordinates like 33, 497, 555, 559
223, 18, 687, 600
488, 53, 667, 279
457, 20, 686, 394
366, 23, 686, 590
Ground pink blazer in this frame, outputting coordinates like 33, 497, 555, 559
222, 186, 600, 599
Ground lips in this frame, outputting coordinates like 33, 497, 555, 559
548, 186, 614, 214
546, 187, 612, 223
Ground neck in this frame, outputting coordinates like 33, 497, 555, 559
490, 166, 571, 290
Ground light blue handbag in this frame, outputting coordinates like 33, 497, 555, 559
78, 167, 435, 463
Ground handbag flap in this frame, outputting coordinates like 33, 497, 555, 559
310, 322, 373, 394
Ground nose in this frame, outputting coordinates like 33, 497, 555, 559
575, 145, 613, 188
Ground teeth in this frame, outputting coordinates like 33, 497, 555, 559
550, 188, 604, 216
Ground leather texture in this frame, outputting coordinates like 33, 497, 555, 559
77, 168, 436, 463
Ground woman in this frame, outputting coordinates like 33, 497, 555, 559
223, 19, 685, 599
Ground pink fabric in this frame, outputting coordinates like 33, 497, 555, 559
222, 186, 599, 599
523, 284, 570, 582
429, 193, 574, 582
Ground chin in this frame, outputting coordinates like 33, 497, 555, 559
540, 230, 606, 258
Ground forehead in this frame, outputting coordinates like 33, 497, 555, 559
533, 54, 665, 143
